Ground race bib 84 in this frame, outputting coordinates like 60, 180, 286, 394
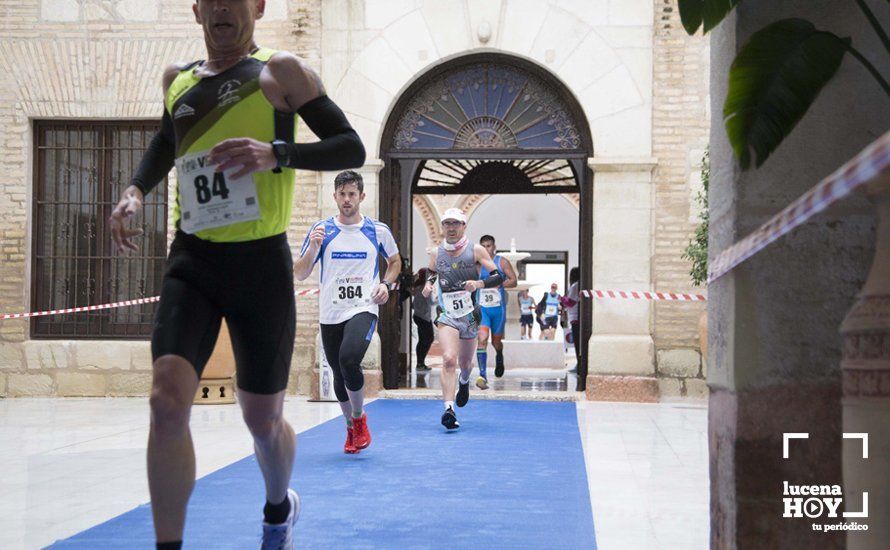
175, 151, 261, 233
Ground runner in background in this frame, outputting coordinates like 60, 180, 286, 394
536, 283, 562, 340
561, 268, 580, 373
412, 268, 435, 372
474, 235, 517, 389
518, 289, 535, 340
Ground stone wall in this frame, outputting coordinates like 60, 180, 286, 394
1, 0, 711, 399
650, 0, 709, 398
0, 0, 322, 396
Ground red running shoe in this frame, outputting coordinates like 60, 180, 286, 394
344, 425, 359, 454
351, 413, 371, 450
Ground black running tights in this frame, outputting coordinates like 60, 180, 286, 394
413, 315, 434, 366
319, 312, 377, 402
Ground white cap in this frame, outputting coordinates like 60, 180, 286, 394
440, 208, 467, 224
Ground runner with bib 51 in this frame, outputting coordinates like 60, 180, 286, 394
422, 208, 503, 430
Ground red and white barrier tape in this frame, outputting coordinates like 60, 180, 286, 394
294, 288, 321, 297
4, 284, 701, 320
581, 289, 706, 301
7, 136, 887, 319
0, 296, 161, 320
708, 131, 890, 283
0, 288, 322, 320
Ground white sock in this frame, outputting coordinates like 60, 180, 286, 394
445, 401, 454, 410
459, 373, 470, 385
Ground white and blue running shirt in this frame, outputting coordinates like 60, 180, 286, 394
300, 216, 399, 325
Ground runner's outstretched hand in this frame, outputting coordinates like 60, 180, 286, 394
109, 186, 144, 253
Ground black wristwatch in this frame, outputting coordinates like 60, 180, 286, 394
383, 281, 397, 291
271, 140, 290, 169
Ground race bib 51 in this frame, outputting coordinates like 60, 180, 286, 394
442, 290, 473, 318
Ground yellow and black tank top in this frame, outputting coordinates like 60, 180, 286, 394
165, 47, 297, 243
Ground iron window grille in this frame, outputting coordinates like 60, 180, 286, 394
31, 120, 168, 339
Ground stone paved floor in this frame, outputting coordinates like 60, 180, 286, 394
401, 365, 580, 392
0, 397, 708, 549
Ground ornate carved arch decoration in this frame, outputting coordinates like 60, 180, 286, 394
389, 59, 589, 152
412, 195, 442, 245
456, 194, 487, 220
563, 194, 580, 210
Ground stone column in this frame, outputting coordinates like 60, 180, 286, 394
586, 157, 658, 402
841, 173, 890, 548
708, 1, 888, 547
359, 159, 390, 381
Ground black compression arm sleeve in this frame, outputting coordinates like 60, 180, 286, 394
284, 96, 366, 170
482, 269, 504, 289
130, 110, 175, 196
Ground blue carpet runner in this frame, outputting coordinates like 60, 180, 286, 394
52, 399, 596, 549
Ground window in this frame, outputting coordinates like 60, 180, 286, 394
31, 121, 168, 338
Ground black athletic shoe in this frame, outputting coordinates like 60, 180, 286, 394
456, 379, 470, 407
416, 364, 431, 372
441, 407, 460, 430
495, 352, 505, 378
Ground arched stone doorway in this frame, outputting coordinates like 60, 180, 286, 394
378, 52, 594, 391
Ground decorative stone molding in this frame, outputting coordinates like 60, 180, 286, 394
588, 157, 658, 173
360, 158, 386, 172
842, 173, 889, 547
843, 369, 890, 398
412, 195, 441, 246
392, 61, 584, 151
455, 194, 486, 220
841, 182, 890, 397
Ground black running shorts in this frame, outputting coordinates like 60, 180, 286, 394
151, 231, 296, 394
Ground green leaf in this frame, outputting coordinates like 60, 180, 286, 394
682, 149, 710, 286
678, 0, 739, 35
724, 19, 849, 169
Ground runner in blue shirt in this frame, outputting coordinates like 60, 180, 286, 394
475, 235, 517, 389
